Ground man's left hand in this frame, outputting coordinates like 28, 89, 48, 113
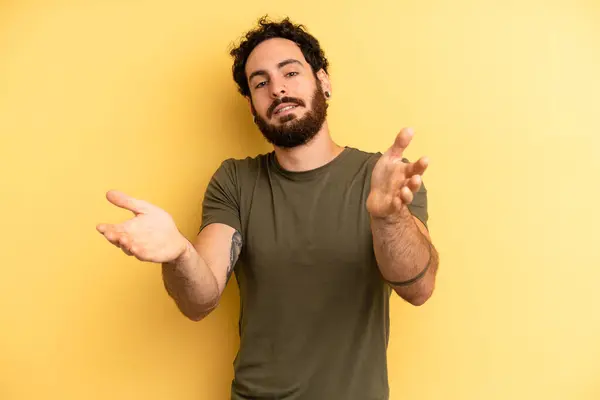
366, 127, 429, 222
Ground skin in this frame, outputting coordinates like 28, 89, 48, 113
95, 37, 439, 321
367, 128, 440, 305
244, 38, 344, 172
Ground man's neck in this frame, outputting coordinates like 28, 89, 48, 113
273, 122, 345, 172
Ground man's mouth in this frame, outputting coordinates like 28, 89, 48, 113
269, 98, 305, 118
274, 105, 298, 115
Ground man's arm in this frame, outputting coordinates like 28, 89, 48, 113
162, 223, 242, 321
371, 205, 439, 306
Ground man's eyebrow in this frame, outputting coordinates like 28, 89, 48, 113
248, 59, 304, 81
277, 58, 303, 69
248, 69, 268, 81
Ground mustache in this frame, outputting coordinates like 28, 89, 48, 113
267, 97, 306, 119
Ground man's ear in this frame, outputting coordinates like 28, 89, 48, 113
316, 69, 332, 97
247, 96, 255, 115
247, 96, 258, 124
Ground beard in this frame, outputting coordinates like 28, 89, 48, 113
252, 83, 328, 149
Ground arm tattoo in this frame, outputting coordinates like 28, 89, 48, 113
226, 231, 243, 283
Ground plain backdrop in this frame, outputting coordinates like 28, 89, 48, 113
1, 0, 599, 399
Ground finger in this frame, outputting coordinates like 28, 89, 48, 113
117, 233, 131, 248
99, 225, 128, 246
389, 127, 414, 157
104, 230, 126, 245
400, 186, 413, 204
113, 234, 137, 256
118, 235, 135, 256
105, 190, 152, 215
406, 174, 422, 193
97, 223, 126, 237
393, 196, 403, 211
405, 156, 429, 177
96, 223, 110, 234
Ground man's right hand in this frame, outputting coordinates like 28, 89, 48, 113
96, 190, 189, 263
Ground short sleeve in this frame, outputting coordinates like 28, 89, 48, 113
199, 159, 242, 234
407, 180, 429, 229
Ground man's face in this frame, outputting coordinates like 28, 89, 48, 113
245, 38, 330, 148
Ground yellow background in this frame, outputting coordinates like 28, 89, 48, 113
1, 1, 599, 399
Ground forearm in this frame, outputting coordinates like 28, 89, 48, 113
161, 240, 220, 321
371, 205, 439, 305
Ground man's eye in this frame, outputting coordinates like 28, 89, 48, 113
286, 72, 299, 77
255, 81, 267, 89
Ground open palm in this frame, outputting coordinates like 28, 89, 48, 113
367, 128, 429, 221
96, 190, 187, 263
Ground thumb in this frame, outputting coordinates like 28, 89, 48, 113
105, 190, 152, 215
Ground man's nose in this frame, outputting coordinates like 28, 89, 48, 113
270, 77, 286, 98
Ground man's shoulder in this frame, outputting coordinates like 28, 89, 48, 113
342, 146, 383, 169
216, 152, 272, 170
209, 152, 273, 185
345, 146, 382, 158
346, 146, 415, 165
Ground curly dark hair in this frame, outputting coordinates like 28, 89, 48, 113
229, 16, 330, 97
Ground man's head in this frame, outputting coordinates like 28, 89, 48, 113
230, 17, 332, 148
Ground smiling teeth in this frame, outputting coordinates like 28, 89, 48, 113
277, 105, 296, 114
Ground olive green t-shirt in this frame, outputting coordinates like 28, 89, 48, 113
200, 146, 428, 400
